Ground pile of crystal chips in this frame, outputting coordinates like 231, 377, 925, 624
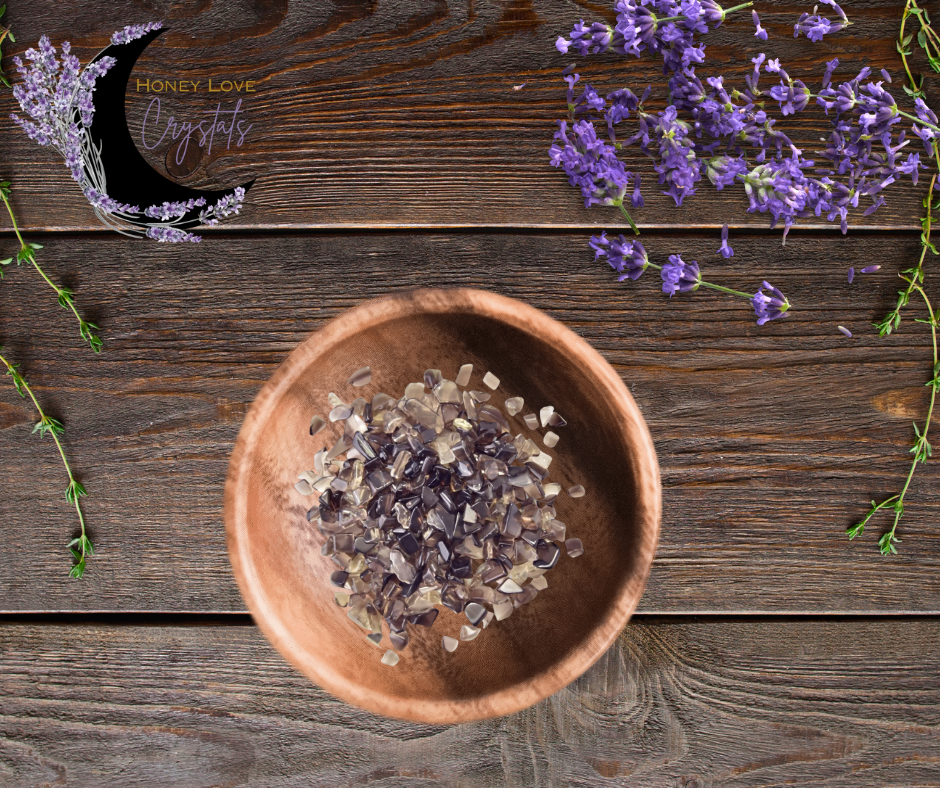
295, 364, 586, 665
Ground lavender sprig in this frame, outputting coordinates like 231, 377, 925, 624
0, 351, 94, 577
589, 232, 790, 324
794, 0, 850, 43
847, 280, 939, 555
110, 22, 162, 46
0, 181, 102, 352
843, 2, 940, 554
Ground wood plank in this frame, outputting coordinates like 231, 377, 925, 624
1, 232, 939, 613
2, 619, 939, 786
0, 0, 930, 231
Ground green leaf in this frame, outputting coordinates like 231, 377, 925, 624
69, 560, 86, 579
919, 28, 928, 49
846, 522, 864, 539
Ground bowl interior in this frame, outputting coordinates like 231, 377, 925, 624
229, 291, 659, 721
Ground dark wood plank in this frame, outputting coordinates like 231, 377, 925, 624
1, 232, 939, 613
0, 0, 930, 231
2, 619, 939, 787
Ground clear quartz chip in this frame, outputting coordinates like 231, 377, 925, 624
329, 405, 352, 422
348, 367, 372, 387
530, 575, 548, 591
542, 482, 562, 499
366, 632, 383, 647
442, 636, 459, 653
567, 484, 586, 498
539, 406, 554, 428
548, 412, 567, 427
404, 382, 425, 399
309, 415, 326, 436
529, 451, 552, 470
483, 371, 500, 390
565, 538, 584, 558
523, 414, 539, 429
505, 396, 524, 416
544, 431, 560, 448
460, 625, 481, 641
381, 650, 400, 666
456, 364, 473, 387
327, 393, 346, 408
294, 479, 313, 496
493, 601, 513, 621
498, 578, 524, 594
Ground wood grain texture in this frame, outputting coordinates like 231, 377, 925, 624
1, 232, 939, 613
0, 0, 932, 232
2, 619, 939, 787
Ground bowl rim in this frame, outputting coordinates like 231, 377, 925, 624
224, 287, 661, 723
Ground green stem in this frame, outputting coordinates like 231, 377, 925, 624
697, 280, 754, 299
0, 352, 90, 573
1, 189, 100, 352
722, 2, 755, 17
642, 261, 754, 301
618, 202, 640, 235
879, 285, 938, 552
900, 1, 919, 91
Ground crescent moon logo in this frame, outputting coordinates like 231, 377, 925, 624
10, 22, 254, 242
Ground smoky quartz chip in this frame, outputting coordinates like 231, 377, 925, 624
297, 364, 587, 665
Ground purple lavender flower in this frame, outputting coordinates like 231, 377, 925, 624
84, 187, 139, 214
751, 281, 790, 325
661, 254, 701, 296
562, 0, 726, 75
838, 325, 852, 337
861, 265, 881, 274
650, 105, 701, 206
794, 0, 849, 42
848, 267, 855, 283
590, 232, 649, 280
143, 198, 207, 221
111, 22, 163, 46
717, 223, 734, 258
822, 58, 840, 89
198, 187, 247, 226
146, 226, 202, 243
550, 120, 633, 208
912, 98, 940, 153
605, 86, 647, 142
631, 173, 644, 207
752, 11, 768, 41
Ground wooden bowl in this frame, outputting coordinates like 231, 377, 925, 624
224, 288, 660, 723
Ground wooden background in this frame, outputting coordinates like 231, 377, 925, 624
2, 1, 939, 786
